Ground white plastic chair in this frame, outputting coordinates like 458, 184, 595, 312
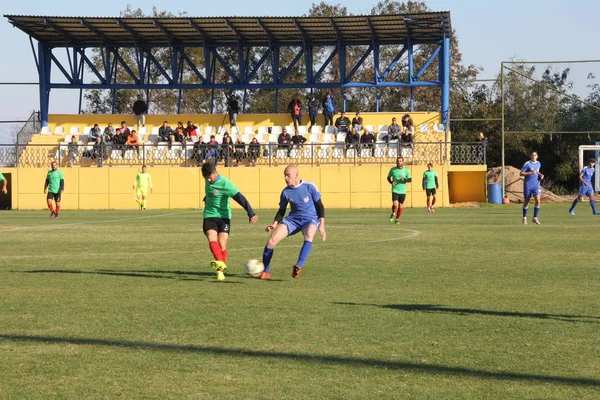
257, 126, 268, 135
308, 133, 320, 143
434, 123, 445, 132
271, 126, 283, 135
78, 134, 89, 144
205, 126, 216, 135
284, 125, 295, 135
241, 133, 252, 143
298, 126, 308, 135
325, 125, 336, 135
244, 126, 255, 135
336, 133, 347, 142
40, 126, 52, 135
365, 124, 375, 134
419, 124, 430, 133
310, 125, 322, 134
69, 126, 80, 135
255, 131, 266, 143
54, 126, 65, 135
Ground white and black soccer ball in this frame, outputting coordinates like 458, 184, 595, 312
245, 259, 264, 277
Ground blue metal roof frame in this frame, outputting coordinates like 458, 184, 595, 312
5, 13, 452, 47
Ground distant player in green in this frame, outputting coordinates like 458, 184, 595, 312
387, 157, 412, 224
44, 161, 64, 218
201, 161, 258, 280
133, 165, 153, 210
422, 163, 439, 213
0, 172, 7, 194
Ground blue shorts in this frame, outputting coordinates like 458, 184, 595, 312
524, 186, 541, 199
281, 216, 319, 236
579, 184, 594, 197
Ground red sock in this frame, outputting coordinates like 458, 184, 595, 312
392, 205, 397, 213
432, 197, 436, 206
427, 199, 430, 207
396, 207, 403, 219
222, 249, 228, 262
48, 203, 55, 212
56, 204, 61, 214
209, 241, 223, 261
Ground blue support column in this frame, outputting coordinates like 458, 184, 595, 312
37, 43, 51, 127
408, 44, 414, 112
441, 36, 450, 127
373, 44, 380, 112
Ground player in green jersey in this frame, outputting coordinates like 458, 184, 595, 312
422, 163, 439, 213
44, 161, 64, 218
0, 172, 7, 194
201, 161, 259, 280
133, 165, 153, 210
387, 157, 411, 224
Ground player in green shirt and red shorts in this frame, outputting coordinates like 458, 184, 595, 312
201, 162, 259, 280
423, 163, 439, 212
44, 161, 64, 218
387, 157, 412, 224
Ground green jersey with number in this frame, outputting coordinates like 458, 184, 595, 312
203, 175, 240, 219
423, 170, 437, 189
46, 169, 64, 193
388, 167, 411, 195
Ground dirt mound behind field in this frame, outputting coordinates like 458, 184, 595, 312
487, 166, 566, 203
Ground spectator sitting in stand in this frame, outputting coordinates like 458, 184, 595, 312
291, 130, 307, 149
383, 117, 401, 143
67, 136, 79, 167
186, 121, 198, 141
158, 121, 174, 147
91, 136, 106, 167
335, 111, 351, 134
221, 132, 230, 145
278, 129, 292, 156
205, 142, 219, 164
89, 123, 102, 142
103, 123, 115, 142
112, 128, 126, 154
476, 131, 486, 143
401, 127, 414, 149
248, 137, 261, 166
192, 138, 207, 166
234, 136, 246, 166
351, 111, 364, 134
345, 127, 360, 151
120, 121, 131, 137
174, 121, 187, 145
401, 114, 415, 137
287, 95, 303, 129
360, 128, 376, 156
221, 136, 235, 166
126, 129, 140, 157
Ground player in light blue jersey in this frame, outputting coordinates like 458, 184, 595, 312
569, 158, 599, 215
520, 151, 544, 225
259, 164, 326, 280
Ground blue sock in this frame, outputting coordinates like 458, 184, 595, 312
534, 206, 540, 219
296, 241, 313, 268
262, 247, 274, 273
591, 200, 597, 214
522, 207, 528, 218
570, 198, 579, 212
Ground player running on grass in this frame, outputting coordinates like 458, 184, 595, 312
423, 162, 439, 213
387, 157, 411, 223
569, 158, 600, 215
201, 161, 258, 281
258, 164, 326, 280
44, 161, 64, 218
520, 151, 544, 225
133, 165, 153, 210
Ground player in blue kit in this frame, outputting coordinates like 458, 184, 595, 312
569, 158, 599, 215
259, 164, 326, 280
520, 151, 544, 225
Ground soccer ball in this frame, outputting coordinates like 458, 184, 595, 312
245, 259, 265, 277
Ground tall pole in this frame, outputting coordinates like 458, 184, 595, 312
441, 36, 450, 128
501, 61, 506, 198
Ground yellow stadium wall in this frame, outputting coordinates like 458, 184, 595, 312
448, 166, 487, 203
46, 112, 441, 135
0, 164, 481, 210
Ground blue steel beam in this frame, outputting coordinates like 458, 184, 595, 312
144, 49, 172, 84
179, 49, 206, 83
313, 47, 338, 82
77, 49, 105, 84
246, 49, 271, 83
279, 48, 304, 83
379, 46, 406, 81
38, 43, 51, 126
441, 36, 450, 126
46, 81, 441, 89
414, 44, 440, 81
211, 48, 240, 84
111, 49, 140, 83
345, 45, 372, 82
80, 19, 110, 42
49, 51, 74, 84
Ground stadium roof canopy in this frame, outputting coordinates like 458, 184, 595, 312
4, 12, 452, 47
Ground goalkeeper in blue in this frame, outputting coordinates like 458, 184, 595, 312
520, 151, 544, 225
258, 164, 326, 280
569, 158, 599, 215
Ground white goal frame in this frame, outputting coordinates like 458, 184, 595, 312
578, 145, 600, 190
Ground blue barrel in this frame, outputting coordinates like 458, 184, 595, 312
487, 183, 502, 204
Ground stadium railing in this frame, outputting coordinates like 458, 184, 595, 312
2, 141, 486, 168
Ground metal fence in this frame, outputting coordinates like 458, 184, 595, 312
2, 141, 486, 168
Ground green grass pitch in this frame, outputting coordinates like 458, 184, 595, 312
0, 204, 598, 399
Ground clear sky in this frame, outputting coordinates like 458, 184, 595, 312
1, 0, 599, 142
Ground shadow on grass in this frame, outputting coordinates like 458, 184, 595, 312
16, 269, 283, 282
334, 302, 600, 324
0, 333, 598, 387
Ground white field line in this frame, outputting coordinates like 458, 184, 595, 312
0, 227, 421, 260
0, 211, 197, 233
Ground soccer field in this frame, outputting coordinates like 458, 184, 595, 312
0, 205, 598, 399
